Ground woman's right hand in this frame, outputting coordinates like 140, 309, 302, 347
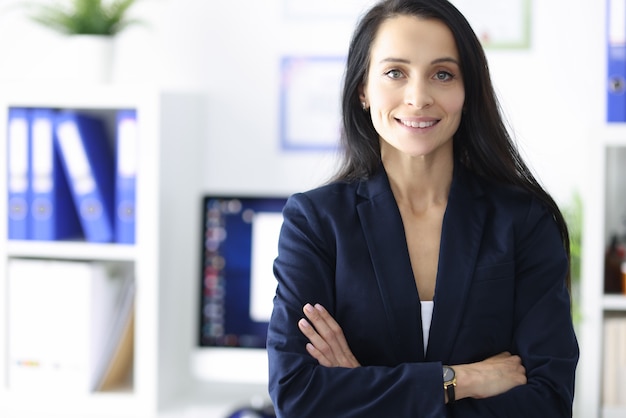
298, 303, 361, 368
454, 351, 527, 401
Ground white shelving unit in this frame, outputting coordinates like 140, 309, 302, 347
576, 128, 626, 418
0, 84, 216, 417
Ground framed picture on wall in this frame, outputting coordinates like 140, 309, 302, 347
450, 0, 531, 49
279, 56, 345, 151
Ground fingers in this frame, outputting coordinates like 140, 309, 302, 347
298, 303, 360, 368
298, 317, 333, 367
305, 304, 350, 353
301, 303, 343, 365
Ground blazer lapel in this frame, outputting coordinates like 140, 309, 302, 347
426, 164, 487, 362
356, 169, 424, 362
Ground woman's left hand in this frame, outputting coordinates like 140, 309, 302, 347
298, 303, 361, 368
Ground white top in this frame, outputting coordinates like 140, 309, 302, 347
421, 301, 434, 353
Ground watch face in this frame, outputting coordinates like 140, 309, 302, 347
443, 366, 455, 382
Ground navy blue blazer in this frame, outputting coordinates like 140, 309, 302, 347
267, 163, 579, 417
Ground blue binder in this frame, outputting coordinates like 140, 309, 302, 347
29, 109, 82, 241
607, 0, 626, 122
7, 108, 31, 240
114, 109, 138, 244
54, 111, 115, 243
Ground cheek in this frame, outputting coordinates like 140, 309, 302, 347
442, 90, 465, 116
439, 91, 465, 136
369, 95, 400, 133
365, 80, 398, 110
367, 90, 396, 129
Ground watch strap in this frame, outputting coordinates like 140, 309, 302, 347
445, 381, 456, 403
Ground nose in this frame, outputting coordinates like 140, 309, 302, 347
405, 79, 433, 109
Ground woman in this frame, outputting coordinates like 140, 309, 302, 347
267, 0, 579, 416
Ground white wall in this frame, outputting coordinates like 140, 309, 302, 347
485, 0, 604, 205
0, 0, 603, 204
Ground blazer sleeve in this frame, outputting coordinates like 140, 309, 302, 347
267, 193, 448, 418
451, 197, 579, 417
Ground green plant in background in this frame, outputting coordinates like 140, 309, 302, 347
561, 190, 583, 324
27, 0, 140, 36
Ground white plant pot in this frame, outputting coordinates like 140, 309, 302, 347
60, 35, 115, 84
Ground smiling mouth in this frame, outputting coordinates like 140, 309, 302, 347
399, 119, 438, 128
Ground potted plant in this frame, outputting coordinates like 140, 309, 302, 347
26, 0, 141, 83
28, 0, 139, 36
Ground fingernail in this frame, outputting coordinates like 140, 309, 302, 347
314, 303, 324, 312
304, 303, 314, 313
299, 318, 310, 328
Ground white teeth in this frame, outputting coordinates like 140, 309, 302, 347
401, 120, 436, 128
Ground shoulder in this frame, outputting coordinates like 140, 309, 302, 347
465, 170, 559, 236
279, 181, 365, 252
285, 180, 362, 217
479, 176, 534, 210
457, 163, 532, 210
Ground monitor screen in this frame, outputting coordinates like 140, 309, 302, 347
193, 195, 287, 383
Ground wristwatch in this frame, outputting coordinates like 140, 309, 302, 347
443, 365, 457, 403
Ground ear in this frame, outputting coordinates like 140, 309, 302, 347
358, 83, 367, 108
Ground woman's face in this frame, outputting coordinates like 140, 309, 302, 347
360, 15, 465, 161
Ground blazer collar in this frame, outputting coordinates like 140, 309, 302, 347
356, 168, 423, 362
355, 163, 487, 363
427, 163, 487, 362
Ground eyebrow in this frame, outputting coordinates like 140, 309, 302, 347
379, 57, 460, 66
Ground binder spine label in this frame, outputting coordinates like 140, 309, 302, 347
8, 118, 29, 195
31, 117, 54, 194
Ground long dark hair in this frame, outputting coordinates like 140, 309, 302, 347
333, 0, 572, 289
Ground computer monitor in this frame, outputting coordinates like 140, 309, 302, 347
192, 195, 288, 384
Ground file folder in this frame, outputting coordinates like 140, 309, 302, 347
607, 0, 626, 122
114, 109, 138, 244
54, 111, 115, 243
7, 107, 31, 240
29, 108, 82, 241
8, 259, 130, 393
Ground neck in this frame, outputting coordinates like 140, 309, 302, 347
382, 152, 454, 214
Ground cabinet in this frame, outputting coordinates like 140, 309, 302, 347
0, 84, 207, 417
576, 127, 626, 418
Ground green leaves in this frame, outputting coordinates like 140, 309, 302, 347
562, 191, 583, 285
561, 191, 583, 324
28, 0, 140, 35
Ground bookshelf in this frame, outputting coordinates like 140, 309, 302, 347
576, 128, 626, 418
0, 84, 208, 417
